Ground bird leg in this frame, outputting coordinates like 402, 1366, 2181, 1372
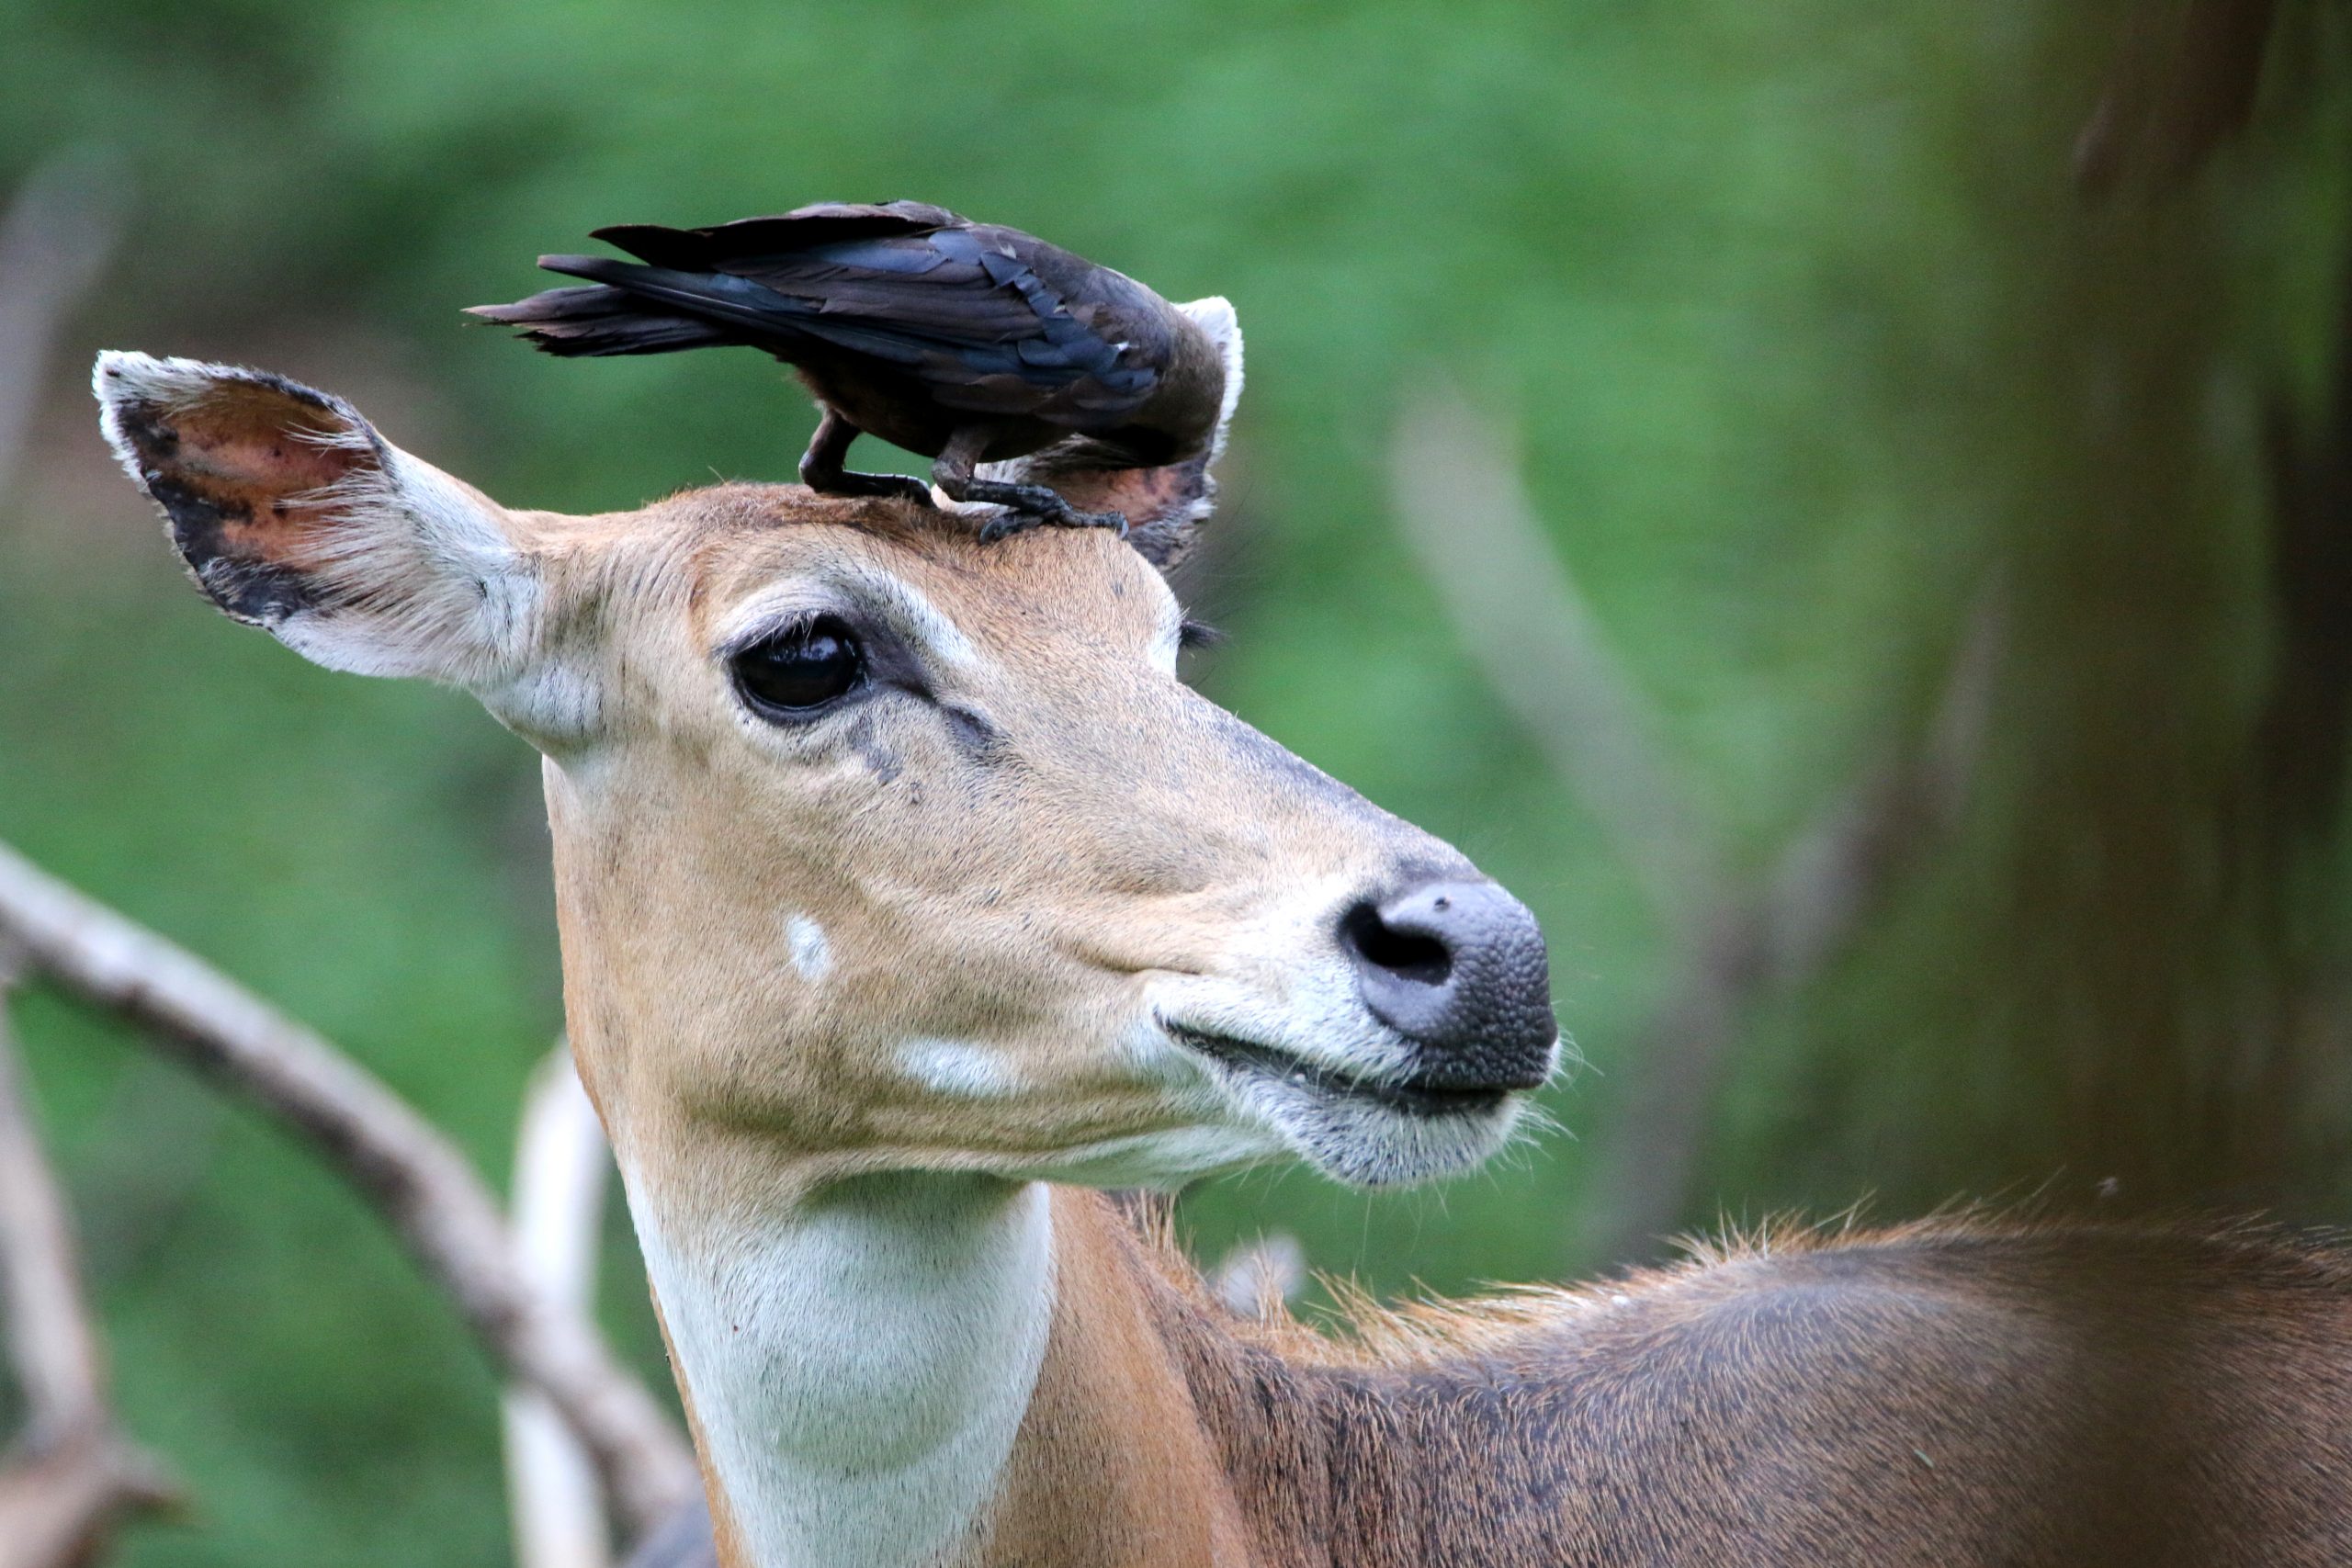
798, 409, 935, 507
932, 431, 1127, 545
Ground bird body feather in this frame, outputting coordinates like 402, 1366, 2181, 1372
471, 201, 1218, 469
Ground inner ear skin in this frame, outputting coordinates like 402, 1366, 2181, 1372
107, 372, 372, 626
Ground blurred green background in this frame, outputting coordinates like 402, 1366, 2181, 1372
5, 1, 2351, 1562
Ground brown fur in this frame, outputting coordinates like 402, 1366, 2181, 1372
1027, 1190, 2352, 1567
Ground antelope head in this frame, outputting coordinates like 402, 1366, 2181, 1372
92, 349, 1559, 1210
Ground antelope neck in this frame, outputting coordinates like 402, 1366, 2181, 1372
625, 1167, 1057, 1568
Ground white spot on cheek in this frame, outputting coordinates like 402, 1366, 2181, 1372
898, 1039, 1019, 1099
786, 916, 832, 982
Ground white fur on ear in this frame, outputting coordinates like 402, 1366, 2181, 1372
93, 351, 580, 733
1174, 297, 1244, 464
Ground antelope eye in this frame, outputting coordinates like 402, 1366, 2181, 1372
731, 615, 865, 717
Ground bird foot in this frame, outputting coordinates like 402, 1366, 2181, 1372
802, 466, 937, 509
949, 479, 1128, 544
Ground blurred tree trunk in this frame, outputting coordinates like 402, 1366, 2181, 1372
2002, 1, 2350, 1211
1736, 1, 2352, 1222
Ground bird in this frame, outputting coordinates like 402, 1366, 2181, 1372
468, 201, 1235, 542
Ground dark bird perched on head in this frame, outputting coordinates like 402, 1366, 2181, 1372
469, 201, 1241, 544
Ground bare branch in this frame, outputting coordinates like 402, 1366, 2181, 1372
618, 1497, 718, 1568
1760, 586, 2003, 982
0, 968, 103, 1443
505, 1046, 617, 1568
1574, 593, 2002, 1265
1390, 384, 1997, 1267
0, 1426, 177, 1568
0, 841, 697, 1534
1390, 384, 1723, 931
0, 147, 130, 496
0, 969, 176, 1568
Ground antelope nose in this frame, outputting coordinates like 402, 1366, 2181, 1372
1339, 880, 1557, 1089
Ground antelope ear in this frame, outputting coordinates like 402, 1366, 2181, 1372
980, 296, 1244, 571
94, 352, 543, 688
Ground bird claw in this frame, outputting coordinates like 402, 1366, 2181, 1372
944, 478, 1127, 545
975, 503, 1126, 545
802, 465, 935, 509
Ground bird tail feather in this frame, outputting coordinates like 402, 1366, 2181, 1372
462, 280, 733, 358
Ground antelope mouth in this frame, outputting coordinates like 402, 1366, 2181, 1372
1164, 1022, 1515, 1120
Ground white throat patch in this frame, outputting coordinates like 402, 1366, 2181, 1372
628, 1173, 1054, 1568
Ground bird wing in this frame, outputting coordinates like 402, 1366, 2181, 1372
591, 201, 964, 268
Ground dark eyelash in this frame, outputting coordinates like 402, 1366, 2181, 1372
1177, 618, 1225, 650
720, 611, 820, 660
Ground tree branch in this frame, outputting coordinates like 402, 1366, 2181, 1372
1575, 592, 2002, 1262
0, 147, 130, 498
1390, 384, 1724, 932
0, 841, 697, 1535
0, 964, 176, 1568
1390, 385, 1997, 1265
504, 1045, 618, 1568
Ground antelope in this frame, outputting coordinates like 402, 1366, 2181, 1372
93, 342, 2352, 1568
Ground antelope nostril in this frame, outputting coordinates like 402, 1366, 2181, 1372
1339, 901, 1453, 987
1340, 879, 1556, 1083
